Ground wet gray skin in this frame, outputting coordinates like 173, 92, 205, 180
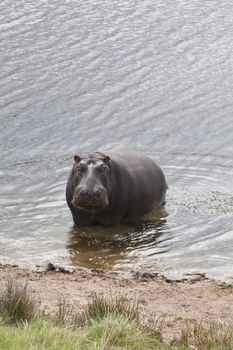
66, 151, 166, 226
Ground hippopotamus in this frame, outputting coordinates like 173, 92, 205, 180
66, 150, 166, 226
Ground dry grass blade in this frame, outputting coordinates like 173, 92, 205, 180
192, 322, 233, 349
53, 296, 77, 326
173, 321, 233, 350
0, 278, 37, 324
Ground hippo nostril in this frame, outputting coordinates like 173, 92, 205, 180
82, 191, 91, 199
77, 187, 89, 197
95, 187, 105, 195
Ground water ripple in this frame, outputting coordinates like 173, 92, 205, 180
1, 0, 233, 278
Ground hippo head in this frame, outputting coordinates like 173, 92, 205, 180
71, 152, 111, 211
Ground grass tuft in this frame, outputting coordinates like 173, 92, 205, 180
84, 314, 162, 349
219, 282, 233, 290
53, 296, 77, 326
191, 322, 233, 349
0, 278, 37, 324
75, 293, 163, 349
173, 321, 233, 350
78, 293, 139, 326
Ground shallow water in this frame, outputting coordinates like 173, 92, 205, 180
1, 0, 233, 279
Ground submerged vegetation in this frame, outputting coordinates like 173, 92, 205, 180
0, 278, 232, 349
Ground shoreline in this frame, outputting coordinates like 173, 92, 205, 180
0, 263, 232, 340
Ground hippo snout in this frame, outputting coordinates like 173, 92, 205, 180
72, 186, 109, 210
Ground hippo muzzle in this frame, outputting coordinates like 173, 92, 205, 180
72, 186, 109, 210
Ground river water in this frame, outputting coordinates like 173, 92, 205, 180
1, 0, 233, 280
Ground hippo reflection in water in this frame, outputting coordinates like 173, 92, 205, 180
67, 218, 167, 269
66, 150, 167, 226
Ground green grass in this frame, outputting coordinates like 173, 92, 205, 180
0, 278, 233, 349
0, 319, 82, 350
219, 282, 233, 290
0, 316, 161, 350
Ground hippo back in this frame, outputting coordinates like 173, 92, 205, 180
106, 151, 166, 221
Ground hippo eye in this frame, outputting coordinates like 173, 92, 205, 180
98, 164, 107, 172
76, 163, 85, 174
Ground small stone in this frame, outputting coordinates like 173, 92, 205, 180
90, 268, 105, 276
45, 263, 56, 272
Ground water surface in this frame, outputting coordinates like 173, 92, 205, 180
1, 0, 233, 280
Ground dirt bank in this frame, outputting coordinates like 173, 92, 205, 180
0, 264, 232, 340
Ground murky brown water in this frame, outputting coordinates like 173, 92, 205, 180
1, 0, 233, 279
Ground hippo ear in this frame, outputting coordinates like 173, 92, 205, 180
103, 155, 110, 164
74, 155, 81, 163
